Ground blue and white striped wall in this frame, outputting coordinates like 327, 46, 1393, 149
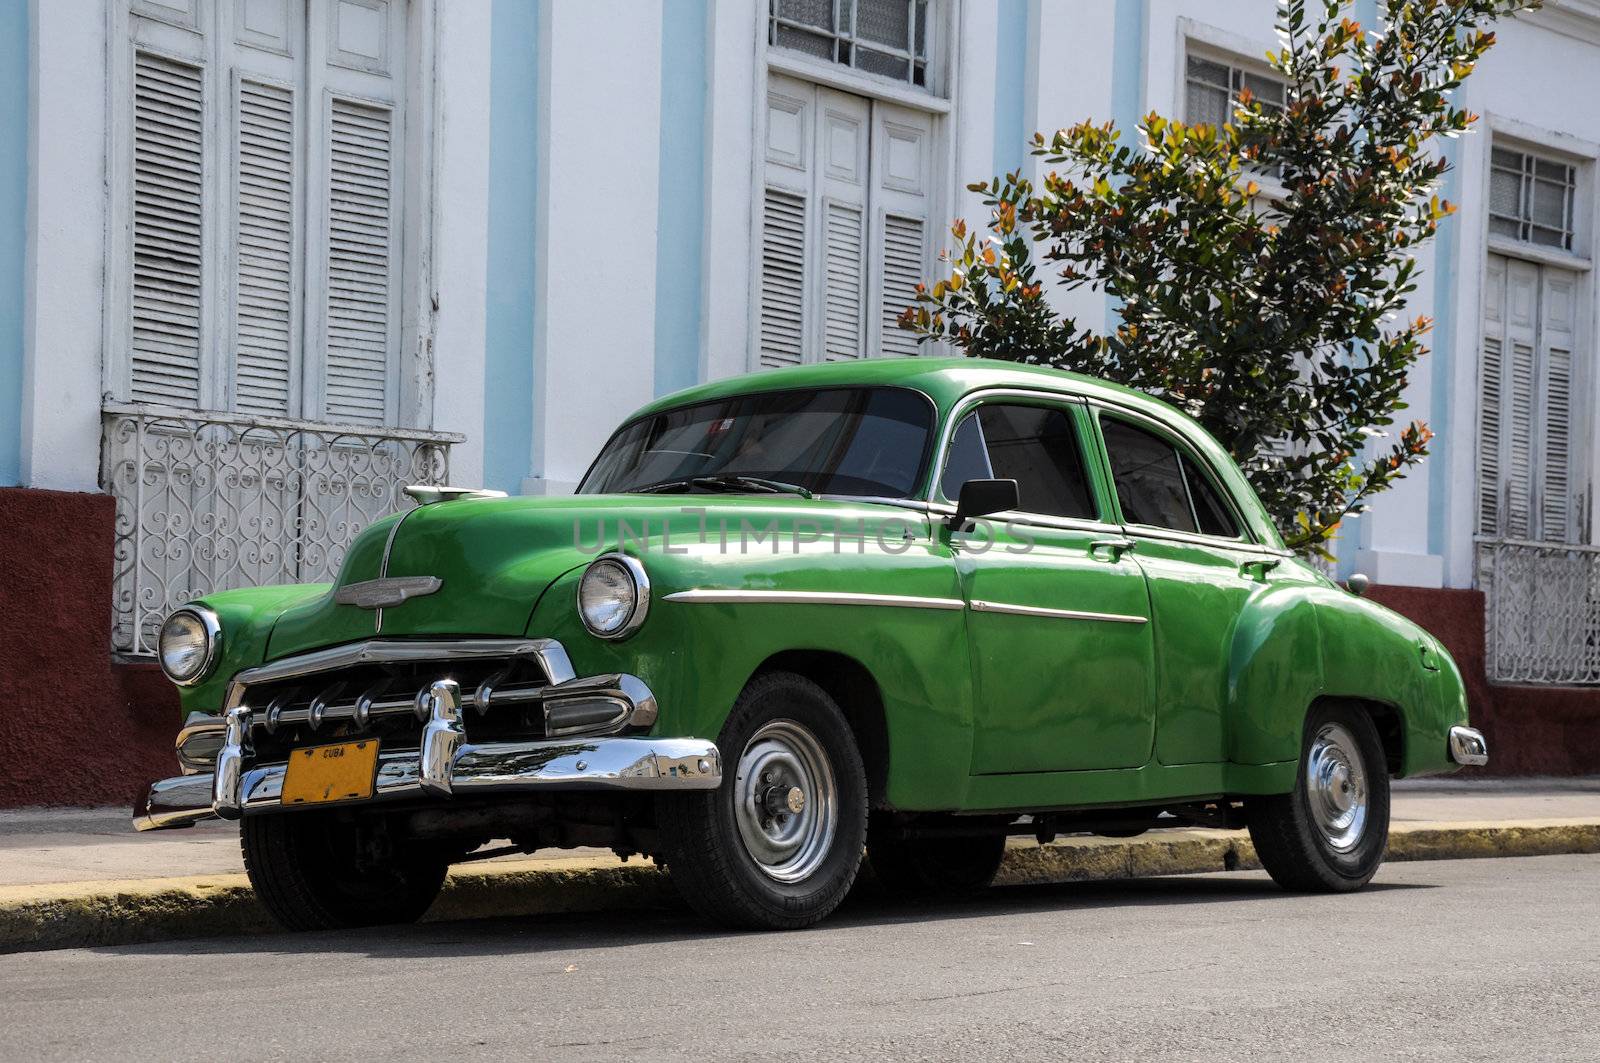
0, 0, 28, 487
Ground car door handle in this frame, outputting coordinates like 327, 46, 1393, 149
1239, 558, 1280, 580
1089, 538, 1135, 562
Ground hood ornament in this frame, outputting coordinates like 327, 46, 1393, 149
334, 576, 443, 610
403, 485, 509, 506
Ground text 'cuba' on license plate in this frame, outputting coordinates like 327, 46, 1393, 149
281, 740, 380, 806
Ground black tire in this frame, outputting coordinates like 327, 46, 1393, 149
241, 810, 450, 931
657, 671, 868, 930
1246, 702, 1391, 892
868, 819, 1006, 897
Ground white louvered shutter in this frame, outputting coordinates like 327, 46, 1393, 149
822, 202, 864, 360
1503, 258, 1539, 540
760, 188, 807, 368
870, 101, 932, 359
322, 98, 398, 424
760, 75, 813, 369
1479, 254, 1586, 545
1539, 268, 1578, 542
1477, 255, 1506, 536
233, 78, 296, 416
879, 214, 925, 358
816, 89, 870, 361
122, 1, 409, 426
131, 52, 206, 407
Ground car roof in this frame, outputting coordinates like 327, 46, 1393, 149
632, 357, 1180, 421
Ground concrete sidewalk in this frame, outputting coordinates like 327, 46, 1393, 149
2, 777, 1598, 954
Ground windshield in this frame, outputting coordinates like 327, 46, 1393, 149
579, 386, 935, 498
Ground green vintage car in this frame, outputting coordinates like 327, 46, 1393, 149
136, 358, 1487, 930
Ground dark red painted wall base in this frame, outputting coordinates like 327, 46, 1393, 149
0, 484, 1595, 807
0, 487, 179, 808
1369, 584, 1600, 776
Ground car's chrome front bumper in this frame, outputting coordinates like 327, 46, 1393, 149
135, 642, 722, 832
135, 733, 722, 831
1448, 725, 1489, 767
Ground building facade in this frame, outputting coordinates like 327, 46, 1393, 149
2, 0, 1599, 804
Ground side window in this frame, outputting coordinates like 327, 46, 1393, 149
1102, 417, 1240, 538
941, 404, 1096, 520
1183, 454, 1240, 538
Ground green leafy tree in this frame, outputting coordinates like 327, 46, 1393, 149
903, 0, 1535, 558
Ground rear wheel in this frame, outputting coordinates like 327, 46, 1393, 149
1247, 702, 1391, 892
657, 672, 868, 930
241, 810, 450, 931
868, 818, 1006, 897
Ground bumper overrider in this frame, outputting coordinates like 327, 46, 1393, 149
134, 638, 722, 832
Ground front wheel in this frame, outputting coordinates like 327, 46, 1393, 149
241, 810, 450, 931
1246, 702, 1391, 892
657, 672, 868, 930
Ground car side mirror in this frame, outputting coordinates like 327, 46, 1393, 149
1346, 573, 1371, 597
950, 478, 1019, 531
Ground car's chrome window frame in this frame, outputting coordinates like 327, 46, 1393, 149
574, 384, 941, 501
1088, 401, 1285, 555
925, 388, 1124, 536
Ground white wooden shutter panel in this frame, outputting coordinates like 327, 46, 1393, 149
759, 77, 815, 369
233, 79, 296, 416
1477, 256, 1507, 536
879, 214, 925, 358
1539, 269, 1578, 543
816, 89, 870, 361
822, 202, 864, 360
870, 102, 932, 359
323, 98, 395, 424
131, 51, 205, 407
1503, 258, 1540, 540
759, 188, 807, 368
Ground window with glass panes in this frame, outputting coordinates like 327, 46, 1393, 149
1184, 54, 1285, 128
1489, 147, 1577, 251
769, 0, 930, 88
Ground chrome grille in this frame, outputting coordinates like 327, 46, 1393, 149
225, 639, 577, 760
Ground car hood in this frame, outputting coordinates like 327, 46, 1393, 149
264, 492, 924, 660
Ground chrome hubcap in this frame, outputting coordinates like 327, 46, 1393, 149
733, 720, 837, 883
1306, 722, 1369, 852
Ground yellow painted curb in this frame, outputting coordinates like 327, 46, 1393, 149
3, 820, 1597, 954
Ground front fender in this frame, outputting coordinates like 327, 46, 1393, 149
523, 533, 975, 810
176, 583, 333, 714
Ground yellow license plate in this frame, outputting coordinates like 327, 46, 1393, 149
281, 740, 380, 806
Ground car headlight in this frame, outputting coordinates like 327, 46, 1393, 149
158, 606, 221, 686
577, 553, 650, 640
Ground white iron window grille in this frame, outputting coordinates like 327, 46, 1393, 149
1489, 147, 1577, 251
1477, 539, 1600, 684
102, 405, 462, 656
769, 0, 931, 88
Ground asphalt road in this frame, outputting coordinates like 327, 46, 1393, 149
1, 855, 1595, 1062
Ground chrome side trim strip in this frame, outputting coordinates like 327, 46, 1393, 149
969, 599, 1149, 624
663, 589, 965, 610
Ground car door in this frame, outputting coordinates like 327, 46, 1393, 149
940, 394, 1157, 774
1093, 408, 1290, 765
